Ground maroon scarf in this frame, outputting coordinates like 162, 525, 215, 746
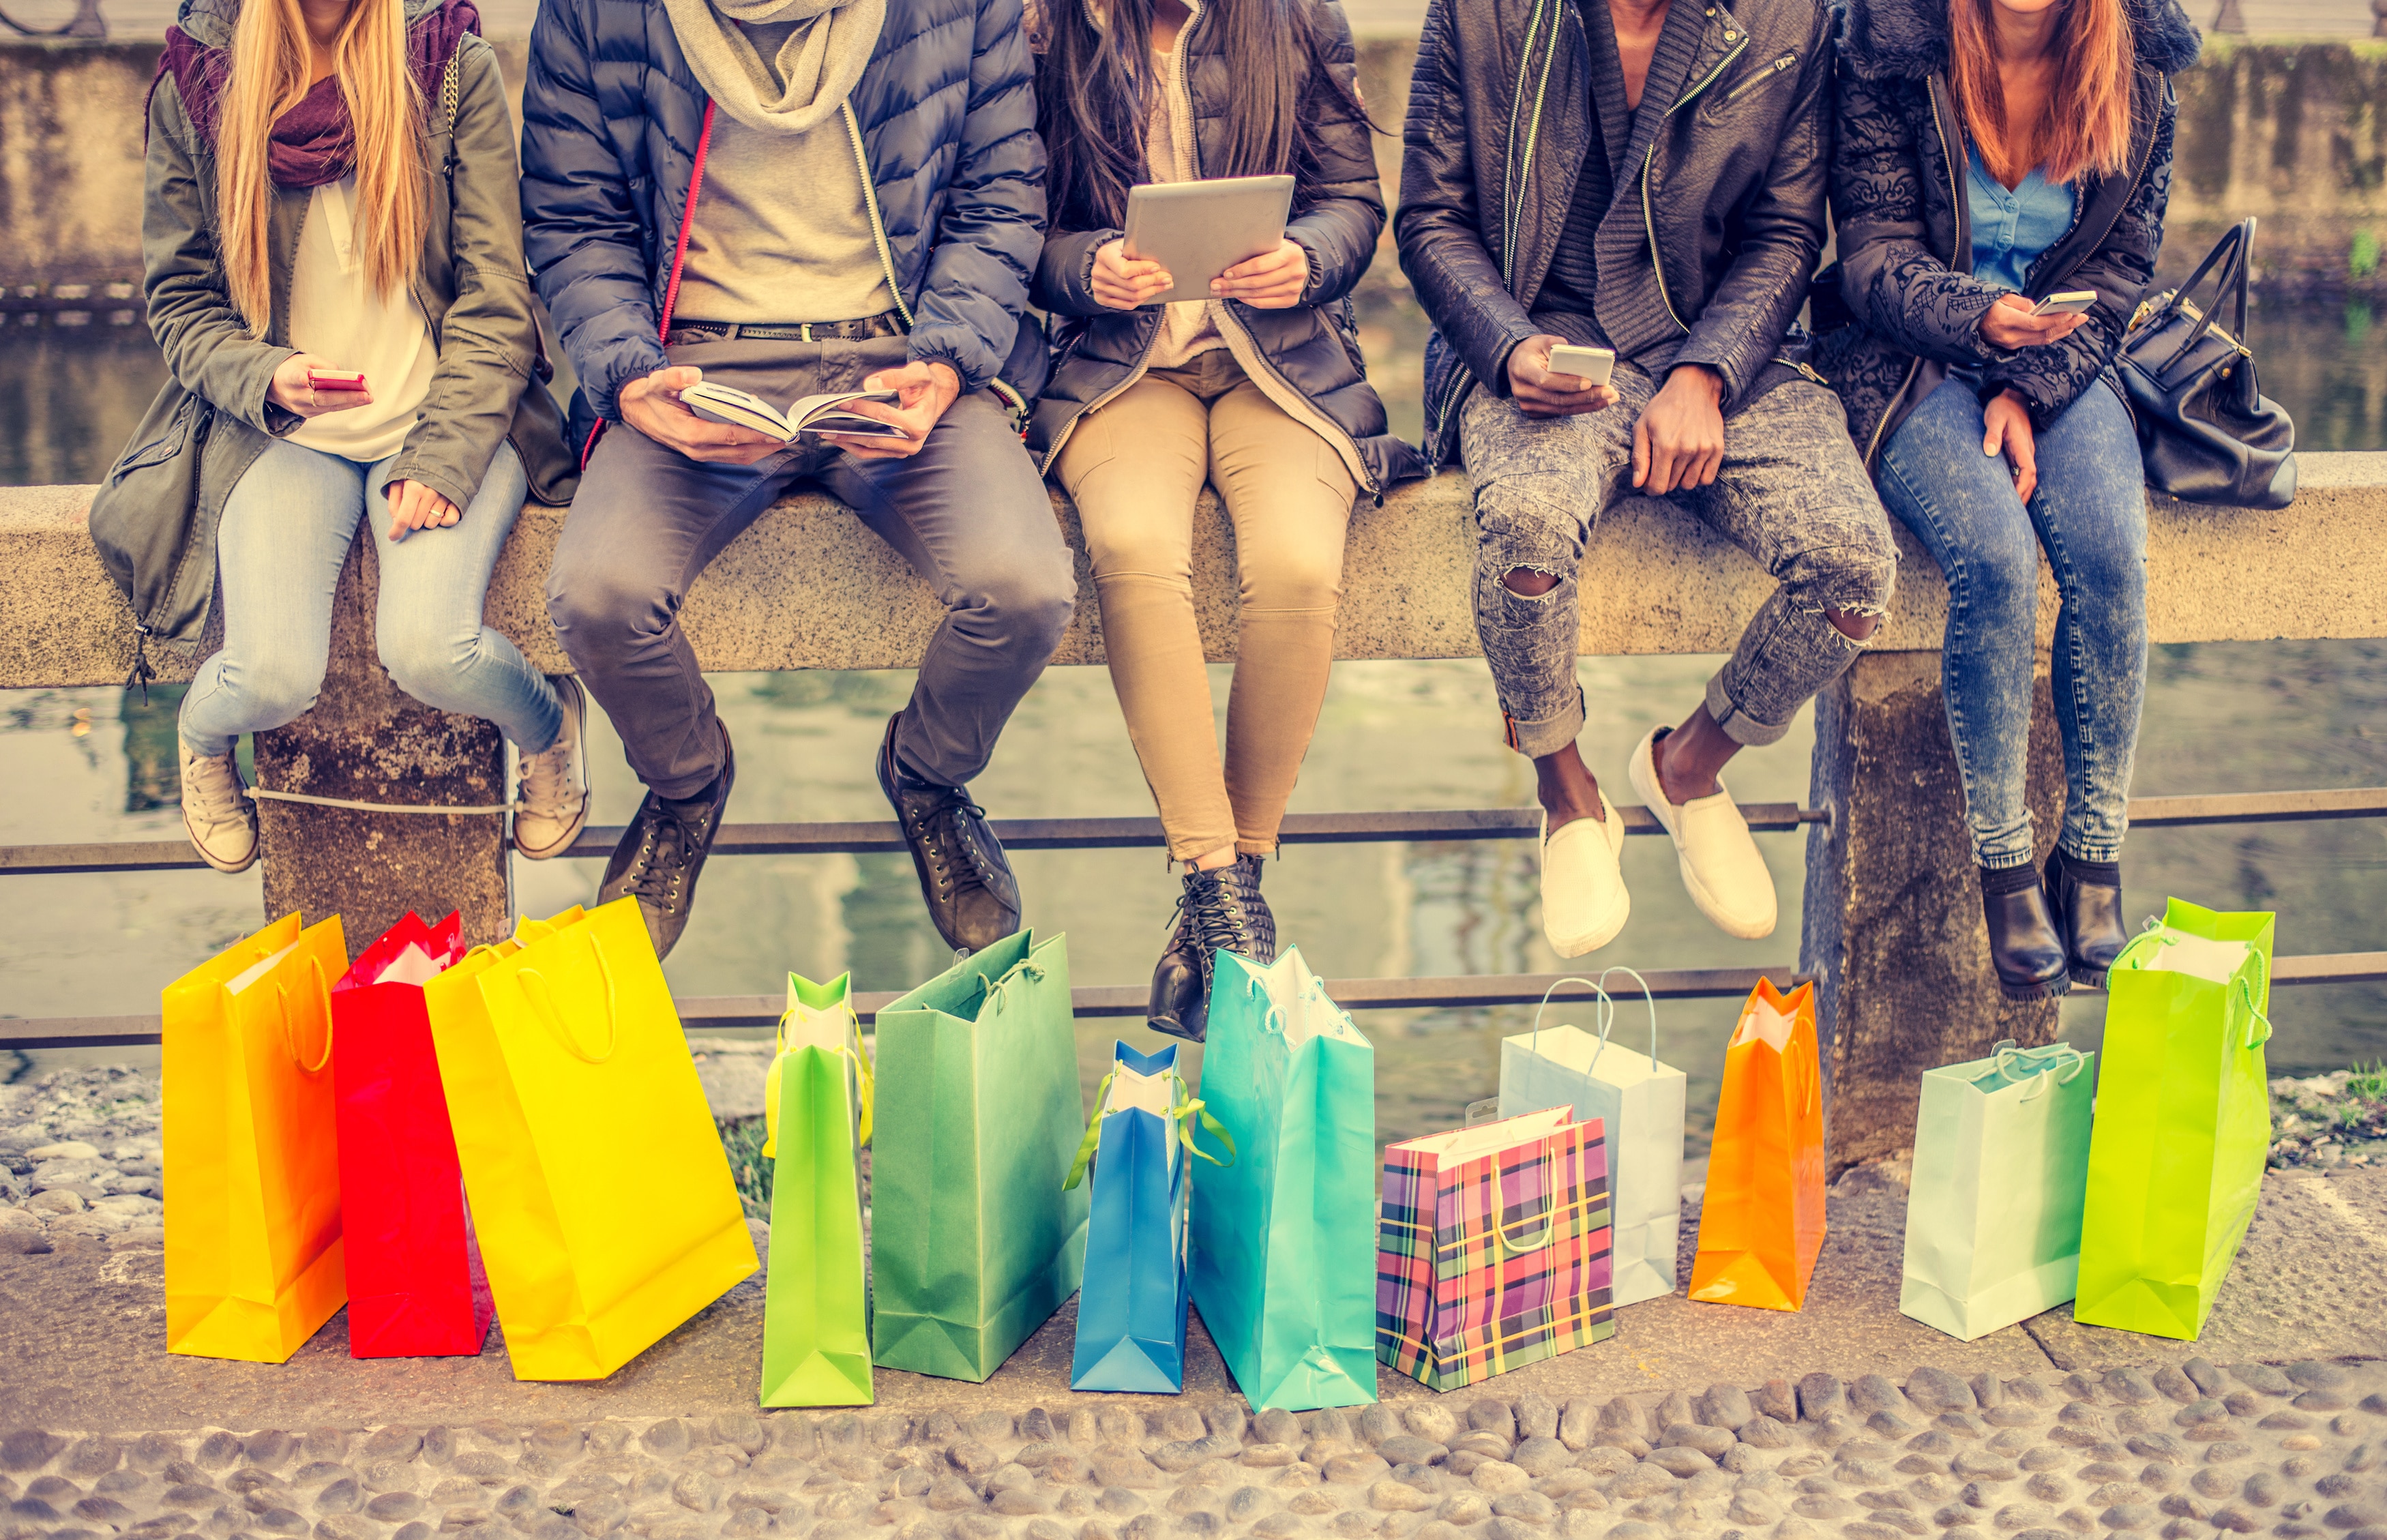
154, 0, 480, 189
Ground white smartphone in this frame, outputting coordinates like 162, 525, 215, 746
2030, 291, 2099, 316
1546, 344, 1617, 387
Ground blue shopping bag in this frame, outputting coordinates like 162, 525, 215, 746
1065, 1041, 1231, 1393
1190, 947, 1379, 1410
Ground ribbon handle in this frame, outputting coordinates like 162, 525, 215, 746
276, 953, 334, 1073
518, 933, 620, 1065
1063, 1069, 1240, 1191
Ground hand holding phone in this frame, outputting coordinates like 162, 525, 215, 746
1546, 344, 1617, 389
306, 367, 370, 391
2030, 291, 2098, 317
269, 355, 376, 419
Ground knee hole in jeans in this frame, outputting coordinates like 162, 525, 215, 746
1500, 566, 1564, 599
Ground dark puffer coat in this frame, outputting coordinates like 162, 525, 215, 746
1813, 0, 2200, 468
518, 0, 1049, 454
1026, 0, 1425, 497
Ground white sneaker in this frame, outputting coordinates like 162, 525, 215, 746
514, 675, 591, 860
1539, 788, 1631, 958
179, 743, 258, 874
1629, 724, 1777, 940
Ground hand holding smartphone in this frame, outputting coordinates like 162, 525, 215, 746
1546, 344, 1617, 388
2029, 291, 2098, 317
307, 368, 370, 391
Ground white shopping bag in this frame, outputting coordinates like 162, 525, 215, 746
1498, 970, 1687, 1308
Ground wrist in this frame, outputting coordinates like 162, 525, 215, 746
1668, 363, 1724, 403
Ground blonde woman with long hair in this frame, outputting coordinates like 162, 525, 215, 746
1818, 0, 2199, 1001
105, 0, 583, 874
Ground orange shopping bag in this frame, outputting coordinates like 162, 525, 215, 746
1687, 978, 1826, 1311
164, 912, 351, 1361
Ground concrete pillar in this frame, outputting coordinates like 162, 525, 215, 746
252, 526, 513, 960
1798, 649, 2068, 1174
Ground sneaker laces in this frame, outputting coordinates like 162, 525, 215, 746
183, 754, 249, 826
906, 786, 995, 898
518, 735, 578, 819
623, 801, 705, 915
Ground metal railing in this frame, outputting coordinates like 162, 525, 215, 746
5, 786, 2384, 1051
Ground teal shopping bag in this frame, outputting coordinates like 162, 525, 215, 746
1899, 1040, 2096, 1341
1189, 946, 1378, 1411
870, 931, 1090, 1381
2075, 898, 2274, 1340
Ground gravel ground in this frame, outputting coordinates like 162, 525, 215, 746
2268, 1073, 2387, 1172
3, 1360, 2386, 1540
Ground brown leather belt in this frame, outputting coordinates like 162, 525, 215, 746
667, 312, 905, 345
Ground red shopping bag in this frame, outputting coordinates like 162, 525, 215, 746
331, 911, 492, 1358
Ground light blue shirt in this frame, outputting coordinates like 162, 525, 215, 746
1966, 144, 2078, 294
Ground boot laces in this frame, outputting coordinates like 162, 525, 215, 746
908, 787, 994, 897
623, 801, 705, 915
1170, 869, 1251, 966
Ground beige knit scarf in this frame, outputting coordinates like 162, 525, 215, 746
664, 0, 886, 135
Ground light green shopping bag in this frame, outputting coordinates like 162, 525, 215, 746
1189, 947, 1378, 1411
759, 1036, 872, 1406
2075, 898, 2274, 1341
1899, 1040, 2095, 1341
870, 931, 1090, 1381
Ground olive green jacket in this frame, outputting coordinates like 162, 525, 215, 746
93, 11, 576, 648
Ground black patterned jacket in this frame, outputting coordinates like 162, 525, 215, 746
1812, 0, 2199, 468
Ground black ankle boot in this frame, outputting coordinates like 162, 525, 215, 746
1148, 855, 1278, 1042
2045, 848, 2129, 988
1981, 861, 2069, 1002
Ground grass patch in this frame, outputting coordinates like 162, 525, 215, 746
720, 1116, 772, 1219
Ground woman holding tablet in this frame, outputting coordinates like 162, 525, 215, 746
105, 0, 586, 876
1818, 0, 2197, 1000
1027, 0, 1423, 1040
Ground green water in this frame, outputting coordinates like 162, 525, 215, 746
3, 297, 2385, 1149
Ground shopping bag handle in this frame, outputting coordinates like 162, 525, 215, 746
972, 957, 1047, 1020
2234, 975, 2273, 1048
1492, 1138, 1561, 1255
516, 933, 620, 1065
775, 998, 876, 1146
1989, 1037, 2090, 1101
1061, 1070, 1238, 1189
276, 953, 335, 1074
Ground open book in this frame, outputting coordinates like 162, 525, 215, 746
681, 383, 908, 442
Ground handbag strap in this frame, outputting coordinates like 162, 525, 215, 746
2154, 218, 2255, 376
516, 933, 621, 1065
275, 953, 334, 1073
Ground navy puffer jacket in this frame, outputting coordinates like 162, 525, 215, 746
520, 0, 1048, 453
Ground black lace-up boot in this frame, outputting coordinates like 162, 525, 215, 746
1980, 859, 2069, 1003
2045, 848, 2129, 988
1148, 855, 1277, 1042
600, 721, 735, 961
876, 713, 1022, 955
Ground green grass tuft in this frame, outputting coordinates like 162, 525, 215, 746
719, 1116, 773, 1219
2347, 1059, 2387, 1104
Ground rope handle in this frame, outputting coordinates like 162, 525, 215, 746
276, 953, 334, 1073
1990, 1037, 2090, 1101
517, 933, 620, 1065
971, 956, 1048, 1020
2111, 921, 2274, 1048
1529, 968, 1659, 1078
2235, 975, 2274, 1049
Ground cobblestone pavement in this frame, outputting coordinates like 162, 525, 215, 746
5, 1361, 2387, 1540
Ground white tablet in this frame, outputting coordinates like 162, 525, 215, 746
1121, 175, 1298, 306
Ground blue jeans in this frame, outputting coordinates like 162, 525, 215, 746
181, 438, 562, 758
1877, 376, 2148, 869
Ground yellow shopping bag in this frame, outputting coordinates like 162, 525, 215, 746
164, 913, 350, 1362
426, 899, 756, 1380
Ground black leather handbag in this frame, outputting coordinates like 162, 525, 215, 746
2118, 218, 2297, 509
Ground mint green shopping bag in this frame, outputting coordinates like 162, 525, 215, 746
760, 1041, 872, 1406
1189, 946, 1378, 1411
1899, 1040, 2095, 1341
870, 931, 1089, 1381
2075, 898, 2274, 1340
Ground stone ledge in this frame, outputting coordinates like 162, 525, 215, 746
3, 452, 2384, 690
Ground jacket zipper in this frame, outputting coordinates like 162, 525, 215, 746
1642, 35, 1750, 335
1863, 76, 1968, 472
1720, 51, 1797, 104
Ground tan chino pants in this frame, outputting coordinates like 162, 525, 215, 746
1056, 350, 1359, 862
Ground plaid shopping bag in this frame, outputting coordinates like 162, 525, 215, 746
1375, 1107, 1616, 1389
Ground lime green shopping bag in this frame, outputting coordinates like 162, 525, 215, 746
870, 931, 1089, 1381
759, 1038, 872, 1406
2074, 898, 2274, 1340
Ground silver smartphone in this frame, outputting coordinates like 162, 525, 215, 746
1121, 175, 1298, 306
1546, 344, 1617, 387
2031, 290, 2099, 316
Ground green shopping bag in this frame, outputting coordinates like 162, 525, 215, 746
1899, 1040, 2096, 1341
2075, 898, 2275, 1341
759, 1033, 872, 1406
870, 931, 1089, 1381
1189, 947, 1379, 1411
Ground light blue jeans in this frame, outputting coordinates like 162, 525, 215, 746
1877, 376, 2148, 869
180, 438, 562, 757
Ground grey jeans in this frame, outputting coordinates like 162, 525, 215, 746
547, 333, 1075, 799
1460, 364, 1898, 758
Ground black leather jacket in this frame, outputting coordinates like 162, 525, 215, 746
1395, 0, 1837, 464
1027, 0, 1425, 497
1813, 0, 2199, 469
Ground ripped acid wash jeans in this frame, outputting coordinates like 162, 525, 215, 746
1460, 364, 1898, 757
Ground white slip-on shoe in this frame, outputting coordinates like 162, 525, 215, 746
514, 675, 591, 859
1539, 788, 1631, 958
179, 743, 259, 874
1629, 724, 1778, 940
